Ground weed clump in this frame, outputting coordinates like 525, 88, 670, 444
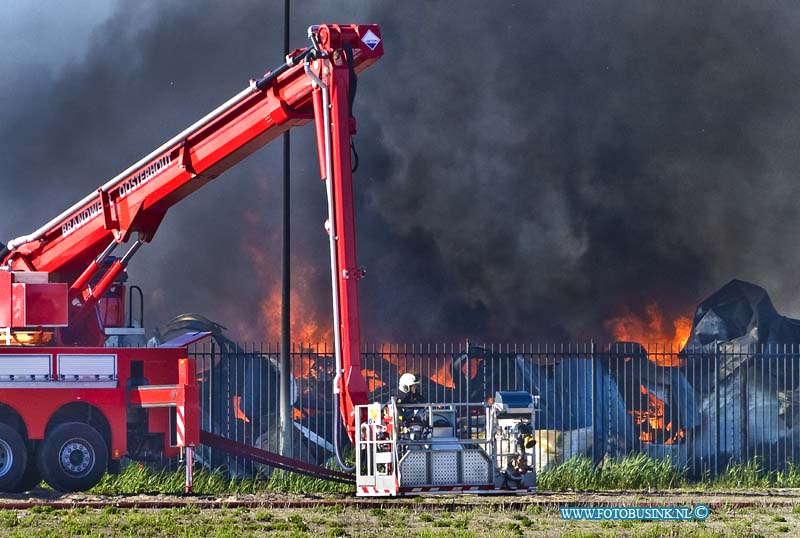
538, 454, 687, 491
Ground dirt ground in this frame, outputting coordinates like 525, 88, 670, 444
2, 487, 800, 507
0, 489, 799, 536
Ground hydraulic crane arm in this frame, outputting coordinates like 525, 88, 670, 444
0, 24, 379, 441
3, 25, 379, 278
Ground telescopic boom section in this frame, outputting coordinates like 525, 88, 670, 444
0, 24, 379, 436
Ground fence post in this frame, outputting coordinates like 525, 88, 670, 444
205, 341, 214, 467
210, 340, 217, 466
590, 340, 601, 465
278, 344, 294, 458
715, 342, 721, 475
740, 351, 748, 465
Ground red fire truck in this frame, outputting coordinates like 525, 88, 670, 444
0, 22, 539, 497
0, 24, 382, 493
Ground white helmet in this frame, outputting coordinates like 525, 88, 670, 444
398, 373, 420, 393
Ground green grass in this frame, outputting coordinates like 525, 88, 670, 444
708, 458, 800, 489
711, 459, 771, 489
89, 462, 351, 495
0, 502, 794, 538
538, 454, 800, 491
79, 453, 800, 496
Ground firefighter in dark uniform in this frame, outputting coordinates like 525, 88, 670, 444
395, 373, 427, 438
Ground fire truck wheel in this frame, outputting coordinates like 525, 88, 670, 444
8, 446, 41, 493
0, 423, 27, 492
38, 422, 108, 492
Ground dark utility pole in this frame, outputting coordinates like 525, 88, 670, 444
279, 0, 292, 457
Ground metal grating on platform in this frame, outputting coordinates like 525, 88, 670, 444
399, 451, 428, 486
462, 449, 491, 484
431, 451, 459, 484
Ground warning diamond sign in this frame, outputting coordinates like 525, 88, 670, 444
361, 29, 381, 51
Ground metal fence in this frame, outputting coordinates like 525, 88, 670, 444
188, 341, 800, 479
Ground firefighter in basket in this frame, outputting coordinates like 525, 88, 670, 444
395, 373, 429, 440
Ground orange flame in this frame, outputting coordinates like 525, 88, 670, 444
261, 281, 333, 346
433, 362, 456, 389
241, 228, 333, 345
363, 369, 387, 392
231, 395, 251, 423
605, 302, 692, 366
628, 384, 685, 444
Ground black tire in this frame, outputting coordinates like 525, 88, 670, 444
0, 423, 27, 492
38, 422, 108, 492
8, 444, 41, 493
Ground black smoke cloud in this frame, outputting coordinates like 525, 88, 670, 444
2, 1, 800, 342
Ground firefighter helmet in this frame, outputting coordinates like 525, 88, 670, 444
398, 373, 420, 394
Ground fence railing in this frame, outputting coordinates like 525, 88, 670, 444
188, 341, 800, 479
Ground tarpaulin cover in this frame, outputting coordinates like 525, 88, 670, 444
684, 279, 800, 351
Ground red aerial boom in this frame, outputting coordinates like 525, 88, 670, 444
0, 24, 381, 492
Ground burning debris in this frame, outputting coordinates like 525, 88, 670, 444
157, 280, 800, 480
519, 280, 800, 475
629, 384, 685, 445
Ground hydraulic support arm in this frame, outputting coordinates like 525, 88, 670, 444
306, 29, 371, 445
